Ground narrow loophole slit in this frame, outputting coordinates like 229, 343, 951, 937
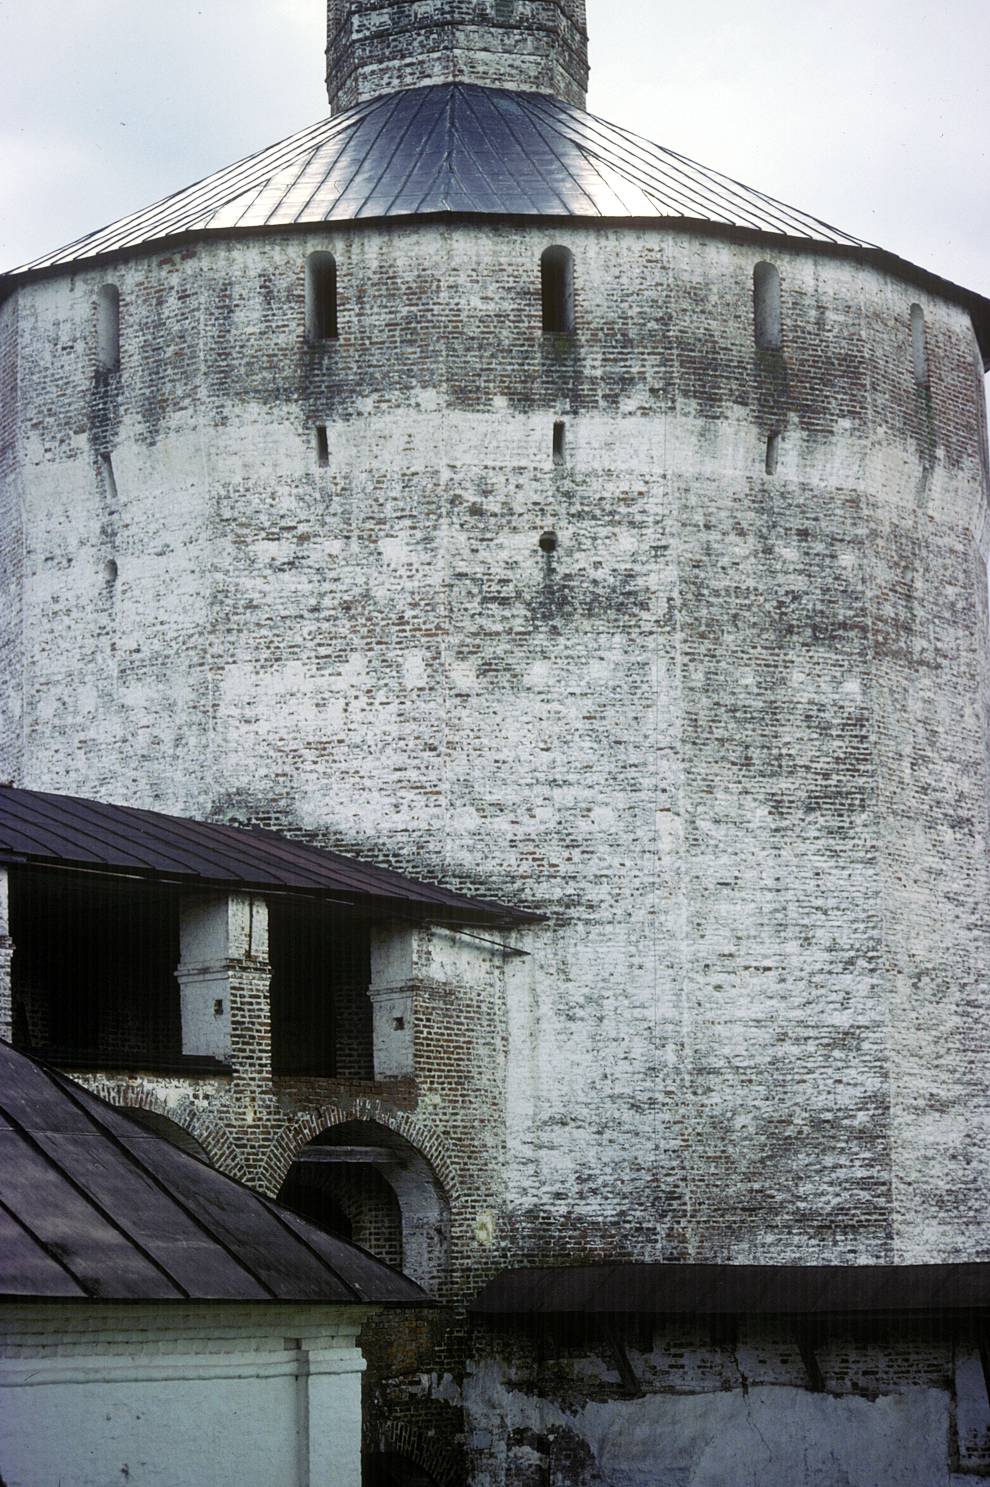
97, 284, 121, 372
553, 420, 566, 466
315, 425, 329, 467
910, 304, 929, 386
306, 253, 338, 342
100, 453, 119, 504
765, 432, 781, 475
753, 262, 782, 351
541, 246, 575, 335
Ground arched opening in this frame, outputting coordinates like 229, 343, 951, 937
281, 1143, 403, 1268
278, 1119, 449, 1291
96, 284, 120, 371
753, 261, 782, 351
911, 303, 929, 385
306, 252, 339, 342
117, 1107, 212, 1163
364, 1453, 441, 1487
541, 246, 575, 335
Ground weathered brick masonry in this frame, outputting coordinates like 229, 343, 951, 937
2, 223, 988, 1269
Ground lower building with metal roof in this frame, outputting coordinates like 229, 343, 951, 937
0, 1039, 428, 1487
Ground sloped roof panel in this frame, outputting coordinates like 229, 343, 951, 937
0, 785, 531, 923
8, 83, 872, 278
0, 1042, 430, 1305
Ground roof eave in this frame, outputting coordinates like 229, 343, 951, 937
0, 853, 541, 928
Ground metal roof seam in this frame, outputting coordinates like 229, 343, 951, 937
0, 1074, 191, 1301
0, 792, 228, 878
376, 88, 455, 217
254, 1195, 368, 1304
540, 98, 872, 245
326, 91, 423, 218
447, 89, 542, 214
294, 92, 403, 223
0, 1188, 89, 1297
398, 88, 460, 217
492, 90, 580, 215
513, 93, 618, 215
45, 1067, 285, 1301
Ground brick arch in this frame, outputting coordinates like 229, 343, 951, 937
100, 1087, 240, 1176
260, 1099, 462, 1204
372, 1423, 459, 1487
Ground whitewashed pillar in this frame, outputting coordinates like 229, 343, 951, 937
368, 922, 422, 1078
303, 1336, 367, 1487
176, 893, 269, 1072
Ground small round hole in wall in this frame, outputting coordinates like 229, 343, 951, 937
539, 531, 558, 554
104, 558, 118, 583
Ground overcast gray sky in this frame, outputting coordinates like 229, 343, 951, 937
1, 0, 987, 304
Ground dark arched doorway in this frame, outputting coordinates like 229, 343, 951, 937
364, 1452, 441, 1487
279, 1135, 403, 1268
278, 1119, 450, 1292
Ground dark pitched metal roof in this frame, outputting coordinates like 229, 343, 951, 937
470, 1261, 990, 1317
8, 83, 987, 363
0, 1040, 430, 1304
0, 785, 533, 925
8, 85, 873, 275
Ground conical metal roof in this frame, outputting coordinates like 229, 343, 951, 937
8, 82, 988, 363
11, 83, 872, 275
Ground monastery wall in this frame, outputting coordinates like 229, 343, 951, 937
1, 220, 989, 1272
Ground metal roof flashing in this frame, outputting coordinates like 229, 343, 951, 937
3, 83, 986, 364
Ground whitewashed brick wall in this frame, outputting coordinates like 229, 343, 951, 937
1, 220, 988, 1278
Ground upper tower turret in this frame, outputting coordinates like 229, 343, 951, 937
325, 0, 590, 112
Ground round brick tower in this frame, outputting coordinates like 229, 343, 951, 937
2, 6, 990, 1481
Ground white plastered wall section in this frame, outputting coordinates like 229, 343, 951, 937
464, 1350, 990, 1487
0, 1302, 373, 1487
